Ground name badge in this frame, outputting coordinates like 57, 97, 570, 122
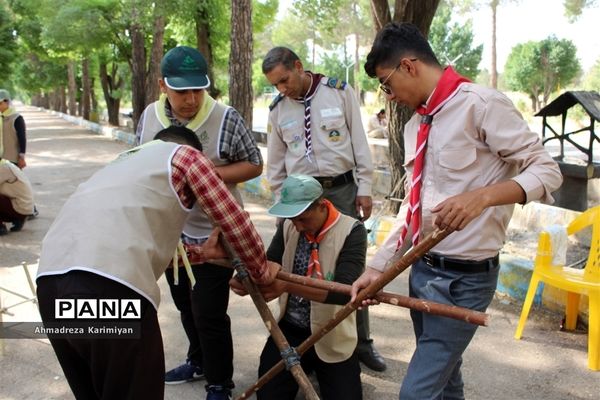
320, 108, 342, 118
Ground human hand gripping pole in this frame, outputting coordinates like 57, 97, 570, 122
237, 227, 460, 399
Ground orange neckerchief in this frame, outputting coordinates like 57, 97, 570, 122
305, 199, 340, 280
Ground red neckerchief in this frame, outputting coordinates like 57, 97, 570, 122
396, 66, 470, 250
305, 199, 340, 280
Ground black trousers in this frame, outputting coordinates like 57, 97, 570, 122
257, 319, 362, 400
36, 270, 164, 400
165, 262, 234, 386
0, 194, 27, 224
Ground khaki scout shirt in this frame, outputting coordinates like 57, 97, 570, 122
371, 83, 562, 270
267, 77, 373, 197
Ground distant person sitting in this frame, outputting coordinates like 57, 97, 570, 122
0, 159, 34, 235
367, 109, 388, 139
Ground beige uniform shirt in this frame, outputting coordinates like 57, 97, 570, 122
267, 77, 373, 197
0, 160, 34, 215
371, 83, 562, 270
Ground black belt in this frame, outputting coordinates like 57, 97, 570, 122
314, 170, 354, 189
422, 253, 499, 274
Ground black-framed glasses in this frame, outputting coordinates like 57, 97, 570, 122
379, 58, 417, 95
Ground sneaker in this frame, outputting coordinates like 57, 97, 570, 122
205, 384, 232, 400
164, 360, 204, 385
0, 223, 7, 236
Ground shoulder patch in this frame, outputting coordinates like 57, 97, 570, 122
324, 77, 347, 90
268, 93, 285, 111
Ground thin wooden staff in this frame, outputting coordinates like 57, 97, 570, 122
237, 227, 452, 400
276, 270, 489, 327
221, 244, 319, 400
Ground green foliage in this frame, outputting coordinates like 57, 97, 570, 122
583, 57, 600, 92
291, 0, 342, 37
429, 5, 483, 80
504, 36, 581, 110
0, 0, 17, 77
564, 0, 598, 22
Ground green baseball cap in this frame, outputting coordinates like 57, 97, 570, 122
160, 46, 210, 90
0, 89, 10, 101
268, 175, 324, 218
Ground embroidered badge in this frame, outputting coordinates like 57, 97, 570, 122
328, 130, 341, 142
198, 130, 209, 144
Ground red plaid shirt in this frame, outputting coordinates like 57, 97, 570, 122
171, 145, 268, 282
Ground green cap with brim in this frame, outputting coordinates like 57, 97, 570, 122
268, 175, 324, 218
0, 89, 10, 101
161, 46, 210, 90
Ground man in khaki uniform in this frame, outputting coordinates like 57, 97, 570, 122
0, 89, 27, 169
262, 46, 386, 372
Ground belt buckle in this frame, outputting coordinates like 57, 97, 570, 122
322, 179, 333, 189
423, 254, 434, 267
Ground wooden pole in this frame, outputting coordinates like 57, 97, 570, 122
214, 230, 319, 400
276, 270, 489, 326
237, 228, 451, 399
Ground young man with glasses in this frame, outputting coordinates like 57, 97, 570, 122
351, 22, 562, 400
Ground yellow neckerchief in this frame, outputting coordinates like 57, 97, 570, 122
155, 93, 216, 132
0, 106, 17, 158
304, 199, 341, 280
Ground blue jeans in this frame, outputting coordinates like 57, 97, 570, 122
399, 258, 499, 400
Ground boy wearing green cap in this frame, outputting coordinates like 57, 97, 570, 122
231, 175, 365, 400
136, 46, 263, 399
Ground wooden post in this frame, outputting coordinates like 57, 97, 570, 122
276, 270, 489, 326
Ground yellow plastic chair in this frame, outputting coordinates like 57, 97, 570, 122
514, 205, 600, 371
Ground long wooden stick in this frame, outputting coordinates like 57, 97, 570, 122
219, 241, 319, 400
237, 228, 452, 399
276, 270, 489, 327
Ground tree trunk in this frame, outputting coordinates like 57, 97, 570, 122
146, 14, 165, 105
195, 4, 220, 98
59, 86, 67, 113
99, 61, 123, 126
370, 0, 440, 214
81, 57, 91, 121
90, 77, 98, 112
130, 6, 146, 132
67, 61, 77, 115
490, 0, 498, 88
229, 0, 253, 128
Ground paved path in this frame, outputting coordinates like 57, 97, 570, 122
1, 107, 598, 399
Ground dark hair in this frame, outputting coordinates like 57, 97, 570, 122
378, 109, 385, 115
262, 46, 300, 74
153, 126, 202, 152
364, 22, 440, 77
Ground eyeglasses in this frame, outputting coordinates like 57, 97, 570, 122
379, 58, 417, 95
